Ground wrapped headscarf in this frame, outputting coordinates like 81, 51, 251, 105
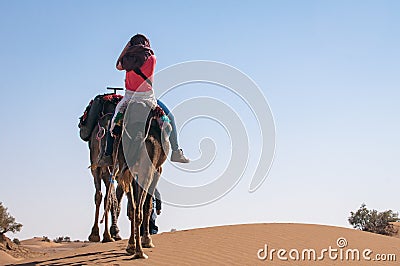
121, 34, 154, 71
121, 44, 154, 71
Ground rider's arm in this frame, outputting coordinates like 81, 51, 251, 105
116, 41, 131, 70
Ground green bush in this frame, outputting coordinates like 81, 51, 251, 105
348, 203, 399, 236
54, 236, 63, 243
0, 202, 22, 235
54, 236, 71, 243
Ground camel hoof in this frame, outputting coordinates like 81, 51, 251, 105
132, 252, 148, 259
141, 235, 153, 247
89, 226, 100, 242
126, 244, 135, 255
102, 235, 115, 243
88, 234, 100, 242
142, 239, 155, 248
113, 234, 122, 241
110, 225, 121, 241
88, 229, 100, 242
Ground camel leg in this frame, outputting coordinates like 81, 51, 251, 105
141, 194, 154, 248
126, 183, 136, 255
132, 166, 154, 259
88, 168, 102, 242
132, 184, 148, 259
142, 172, 160, 248
102, 174, 114, 243
110, 184, 124, 241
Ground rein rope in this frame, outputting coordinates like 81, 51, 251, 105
96, 125, 106, 140
96, 102, 114, 142
96, 112, 113, 155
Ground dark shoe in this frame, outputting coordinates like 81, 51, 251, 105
98, 154, 113, 167
171, 149, 190, 163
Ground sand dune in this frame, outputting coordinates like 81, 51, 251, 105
4, 223, 400, 265
0, 251, 19, 265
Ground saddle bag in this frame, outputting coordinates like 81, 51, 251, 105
78, 96, 103, 141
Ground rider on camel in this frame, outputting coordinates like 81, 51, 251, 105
98, 34, 189, 166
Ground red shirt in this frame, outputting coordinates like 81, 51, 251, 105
125, 55, 156, 92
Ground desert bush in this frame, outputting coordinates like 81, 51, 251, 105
42, 236, 50, 242
348, 203, 399, 236
54, 236, 71, 243
54, 236, 63, 243
0, 202, 22, 235
12, 238, 20, 245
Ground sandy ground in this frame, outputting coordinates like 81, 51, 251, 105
2, 223, 400, 265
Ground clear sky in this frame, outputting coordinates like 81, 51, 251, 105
1, 0, 399, 241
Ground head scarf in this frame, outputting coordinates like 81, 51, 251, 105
121, 44, 154, 72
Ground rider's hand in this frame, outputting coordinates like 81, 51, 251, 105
116, 61, 124, 70
116, 40, 132, 69
156, 209, 161, 215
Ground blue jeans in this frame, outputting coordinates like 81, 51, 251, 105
157, 100, 179, 151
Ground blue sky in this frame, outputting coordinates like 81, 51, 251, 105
1, 1, 399, 240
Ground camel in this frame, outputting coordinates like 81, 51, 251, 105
85, 96, 122, 243
114, 102, 170, 259
82, 94, 169, 257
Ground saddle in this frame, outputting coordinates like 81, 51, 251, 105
118, 102, 171, 170
79, 94, 170, 142
79, 93, 123, 141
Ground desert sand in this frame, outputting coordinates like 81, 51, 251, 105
2, 223, 400, 265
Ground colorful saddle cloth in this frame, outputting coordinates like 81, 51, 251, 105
79, 93, 169, 142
